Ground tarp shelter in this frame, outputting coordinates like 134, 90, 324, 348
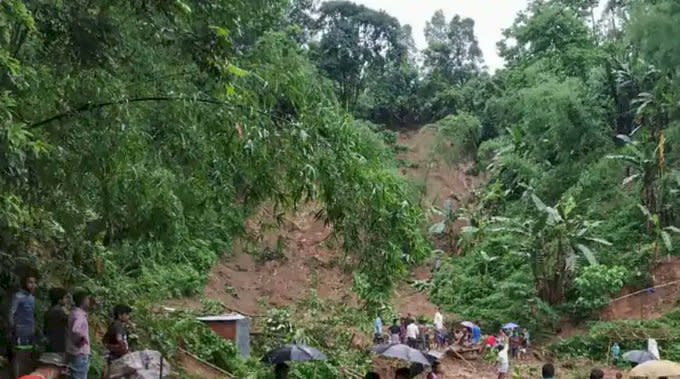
197, 313, 250, 357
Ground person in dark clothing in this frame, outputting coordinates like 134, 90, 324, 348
44, 288, 70, 353
274, 363, 289, 379
589, 368, 604, 379
365, 372, 380, 379
389, 319, 401, 344
541, 363, 555, 379
103, 304, 132, 360
10, 273, 38, 378
394, 368, 410, 379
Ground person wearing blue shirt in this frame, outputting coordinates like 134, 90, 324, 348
472, 322, 481, 344
373, 315, 384, 343
9, 272, 38, 378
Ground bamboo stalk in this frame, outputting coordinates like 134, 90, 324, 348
178, 347, 236, 379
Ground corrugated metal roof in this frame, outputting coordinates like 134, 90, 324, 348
196, 313, 247, 322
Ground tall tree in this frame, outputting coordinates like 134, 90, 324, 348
498, 1, 601, 79
423, 12, 484, 86
314, 1, 405, 110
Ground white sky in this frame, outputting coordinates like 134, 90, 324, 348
350, 0, 530, 71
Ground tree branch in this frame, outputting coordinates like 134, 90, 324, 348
28, 95, 290, 128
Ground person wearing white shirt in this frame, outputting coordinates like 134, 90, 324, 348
406, 321, 419, 348
434, 310, 444, 330
497, 342, 509, 379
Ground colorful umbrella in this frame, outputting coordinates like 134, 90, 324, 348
502, 322, 519, 329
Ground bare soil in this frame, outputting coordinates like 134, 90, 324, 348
170, 128, 481, 318
602, 258, 680, 321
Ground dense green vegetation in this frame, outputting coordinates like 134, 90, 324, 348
429, 0, 680, 340
0, 0, 426, 376
2, 0, 680, 376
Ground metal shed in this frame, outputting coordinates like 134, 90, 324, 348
196, 313, 251, 358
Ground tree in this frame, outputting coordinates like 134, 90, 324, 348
498, 2, 601, 78
314, 1, 406, 110
423, 12, 484, 86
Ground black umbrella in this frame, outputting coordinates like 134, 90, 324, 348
409, 351, 441, 377
372, 344, 431, 366
262, 344, 327, 365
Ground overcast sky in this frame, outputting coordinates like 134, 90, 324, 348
350, 0, 530, 71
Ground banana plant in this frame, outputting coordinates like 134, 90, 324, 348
607, 136, 661, 220
638, 204, 680, 260
525, 192, 612, 304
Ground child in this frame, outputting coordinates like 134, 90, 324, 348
497, 343, 509, 379
103, 304, 132, 360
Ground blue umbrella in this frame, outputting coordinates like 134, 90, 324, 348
502, 322, 519, 330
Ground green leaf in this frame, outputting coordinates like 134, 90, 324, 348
429, 222, 446, 235
562, 196, 576, 218
227, 64, 248, 78
175, 0, 192, 14
531, 193, 547, 212
584, 237, 613, 246
575, 244, 598, 265
637, 204, 653, 220
664, 226, 680, 234
661, 231, 672, 252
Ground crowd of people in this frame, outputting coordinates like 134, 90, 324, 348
5, 272, 133, 379
371, 310, 626, 379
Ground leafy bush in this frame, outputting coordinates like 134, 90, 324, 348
431, 112, 482, 164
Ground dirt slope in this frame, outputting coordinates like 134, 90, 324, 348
602, 258, 680, 321
171, 128, 482, 317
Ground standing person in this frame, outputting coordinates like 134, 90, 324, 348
433, 309, 443, 331
426, 361, 443, 379
611, 342, 621, 365
472, 322, 481, 344
499, 329, 508, 345
9, 273, 38, 378
497, 343, 509, 379
44, 287, 70, 354
399, 317, 407, 343
406, 320, 419, 348
541, 363, 555, 379
486, 334, 496, 349
373, 315, 384, 344
66, 290, 91, 379
509, 330, 520, 359
103, 304, 132, 360
394, 368, 410, 379
274, 363, 289, 379
389, 319, 401, 344
433, 309, 445, 348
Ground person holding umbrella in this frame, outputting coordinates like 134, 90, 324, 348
262, 344, 327, 377
394, 368, 410, 379
426, 361, 443, 379
275, 363, 289, 379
